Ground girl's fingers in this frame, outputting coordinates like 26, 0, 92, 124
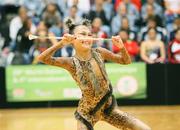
112, 38, 119, 43
112, 36, 120, 40
64, 34, 76, 40
112, 35, 123, 43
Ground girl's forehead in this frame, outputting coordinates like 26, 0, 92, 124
75, 25, 91, 33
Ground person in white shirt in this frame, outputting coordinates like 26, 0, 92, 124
9, 6, 36, 50
67, 0, 91, 14
164, 0, 180, 14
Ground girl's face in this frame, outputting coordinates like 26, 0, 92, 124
148, 28, 156, 40
92, 18, 102, 29
121, 18, 129, 29
73, 25, 93, 51
38, 30, 48, 43
119, 4, 127, 16
119, 31, 128, 42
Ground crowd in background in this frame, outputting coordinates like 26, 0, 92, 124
0, 0, 179, 66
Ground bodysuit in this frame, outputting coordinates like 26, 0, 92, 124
40, 42, 149, 130
66, 48, 135, 130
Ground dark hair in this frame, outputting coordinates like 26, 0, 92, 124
71, 5, 78, 10
147, 16, 156, 23
119, 29, 129, 35
64, 18, 91, 34
22, 17, 31, 29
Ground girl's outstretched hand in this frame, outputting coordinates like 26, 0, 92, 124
112, 36, 125, 49
61, 34, 76, 46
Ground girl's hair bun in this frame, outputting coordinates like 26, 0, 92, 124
81, 19, 91, 27
64, 18, 76, 33
64, 18, 91, 34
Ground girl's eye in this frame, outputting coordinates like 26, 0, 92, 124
88, 34, 92, 36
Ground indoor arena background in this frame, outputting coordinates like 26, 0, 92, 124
0, 0, 180, 130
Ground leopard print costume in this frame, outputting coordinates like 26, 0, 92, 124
39, 43, 151, 130
70, 49, 150, 130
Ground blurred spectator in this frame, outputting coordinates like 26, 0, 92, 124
36, 0, 68, 17
164, 0, 180, 32
92, 17, 109, 49
85, 0, 109, 25
48, 21, 63, 38
141, 4, 163, 27
41, 3, 62, 28
0, 34, 7, 66
168, 28, 180, 64
0, 0, 23, 5
103, 0, 114, 22
113, 29, 139, 61
165, 14, 178, 33
121, 16, 137, 41
37, 21, 47, 31
0, 14, 11, 49
115, 0, 141, 11
169, 16, 180, 41
9, 6, 28, 50
22, 0, 42, 17
13, 18, 34, 64
0, 33, 11, 66
111, 3, 137, 35
64, 3, 83, 18
47, 27, 74, 57
164, 0, 180, 14
66, 0, 91, 14
140, 16, 167, 43
61, 45, 75, 57
115, 0, 139, 19
65, 5, 82, 24
141, 0, 163, 19
0, 0, 179, 66
140, 28, 166, 64
42, 3, 64, 39
30, 28, 52, 64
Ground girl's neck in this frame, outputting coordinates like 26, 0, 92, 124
149, 38, 157, 42
75, 49, 92, 61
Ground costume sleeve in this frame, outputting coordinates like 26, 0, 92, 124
97, 47, 131, 64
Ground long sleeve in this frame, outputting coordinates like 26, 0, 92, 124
97, 47, 131, 64
38, 41, 73, 71
9, 17, 22, 40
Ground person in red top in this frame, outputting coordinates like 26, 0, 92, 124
113, 29, 139, 61
92, 17, 108, 48
115, 0, 141, 11
168, 28, 180, 64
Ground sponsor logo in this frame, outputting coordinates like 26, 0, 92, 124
117, 76, 138, 96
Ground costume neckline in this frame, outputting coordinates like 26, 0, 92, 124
74, 49, 94, 62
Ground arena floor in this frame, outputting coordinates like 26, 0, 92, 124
0, 106, 180, 130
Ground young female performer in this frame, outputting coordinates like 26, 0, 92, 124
38, 19, 151, 130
